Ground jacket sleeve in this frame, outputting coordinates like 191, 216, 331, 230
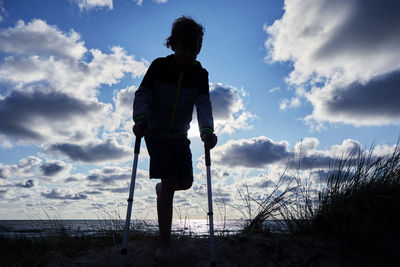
195, 69, 214, 134
132, 59, 158, 122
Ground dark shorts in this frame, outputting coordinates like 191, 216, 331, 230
144, 136, 193, 182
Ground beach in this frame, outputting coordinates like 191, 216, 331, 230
42, 232, 346, 267
1, 226, 363, 267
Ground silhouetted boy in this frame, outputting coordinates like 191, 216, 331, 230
132, 16, 217, 264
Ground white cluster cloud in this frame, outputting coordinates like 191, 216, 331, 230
0, 88, 114, 143
265, 0, 400, 128
74, 0, 167, 9
134, 0, 168, 5
114, 85, 137, 116
0, 19, 86, 60
48, 138, 132, 163
41, 188, 88, 200
76, 0, 113, 10
212, 136, 290, 168
39, 160, 72, 180
208, 84, 255, 135
15, 179, 35, 188
0, 19, 148, 99
0, 19, 148, 145
0, 6, 7, 23
0, 156, 41, 179
83, 165, 151, 196
87, 166, 133, 184
0, 156, 73, 183
211, 136, 371, 171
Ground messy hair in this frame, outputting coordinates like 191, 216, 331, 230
165, 16, 204, 52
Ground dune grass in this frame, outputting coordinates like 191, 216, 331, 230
309, 145, 400, 264
243, 143, 400, 265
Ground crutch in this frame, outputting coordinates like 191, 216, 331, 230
205, 147, 217, 267
121, 137, 141, 263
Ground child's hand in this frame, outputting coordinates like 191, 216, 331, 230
132, 120, 148, 137
201, 132, 217, 150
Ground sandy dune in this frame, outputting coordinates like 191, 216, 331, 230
44, 233, 348, 267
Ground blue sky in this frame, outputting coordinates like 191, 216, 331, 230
0, 0, 399, 220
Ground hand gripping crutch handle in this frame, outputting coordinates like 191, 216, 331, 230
205, 147, 217, 267
121, 137, 141, 258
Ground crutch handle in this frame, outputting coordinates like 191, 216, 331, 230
205, 147, 211, 167
134, 137, 141, 154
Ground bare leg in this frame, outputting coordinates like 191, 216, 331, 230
155, 178, 192, 263
156, 176, 177, 263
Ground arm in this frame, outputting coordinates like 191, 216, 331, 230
133, 62, 156, 122
132, 59, 158, 136
195, 93, 214, 135
195, 70, 217, 149
195, 70, 214, 134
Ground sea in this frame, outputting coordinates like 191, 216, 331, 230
0, 219, 285, 239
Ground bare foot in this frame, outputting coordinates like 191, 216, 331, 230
155, 246, 172, 266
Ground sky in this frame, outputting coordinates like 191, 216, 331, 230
0, 0, 399, 220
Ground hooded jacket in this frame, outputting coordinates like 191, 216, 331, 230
133, 55, 214, 139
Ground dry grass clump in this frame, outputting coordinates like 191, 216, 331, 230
310, 145, 400, 264
246, 143, 400, 265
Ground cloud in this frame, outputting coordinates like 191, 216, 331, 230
0, 189, 8, 198
305, 70, 400, 127
134, 0, 144, 6
113, 85, 136, 117
133, 0, 167, 5
248, 177, 276, 189
0, 156, 41, 179
284, 138, 362, 170
87, 167, 130, 184
85, 166, 147, 191
269, 87, 280, 93
48, 139, 131, 163
41, 188, 88, 200
212, 136, 290, 168
0, 168, 8, 179
0, 19, 86, 60
84, 190, 102, 195
211, 86, 238, 120
265, 0, 400, 127
0, 19, 148, 145
65, 177, 80, 183
206, 84, 255, 135
211, 136, 364, 170
15, 179, 34, 188
76, 0, 113, 10
280, 97, 301, 110
0, 44, 148, 100
39, 161, 65, 176
0, 6, 7, 23
0, 89, 112, 142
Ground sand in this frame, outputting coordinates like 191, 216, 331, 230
42, 232, 353, 267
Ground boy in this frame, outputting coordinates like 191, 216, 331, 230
132, 16, 217, 264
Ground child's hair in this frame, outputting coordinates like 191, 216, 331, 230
165, 16, 204, 53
